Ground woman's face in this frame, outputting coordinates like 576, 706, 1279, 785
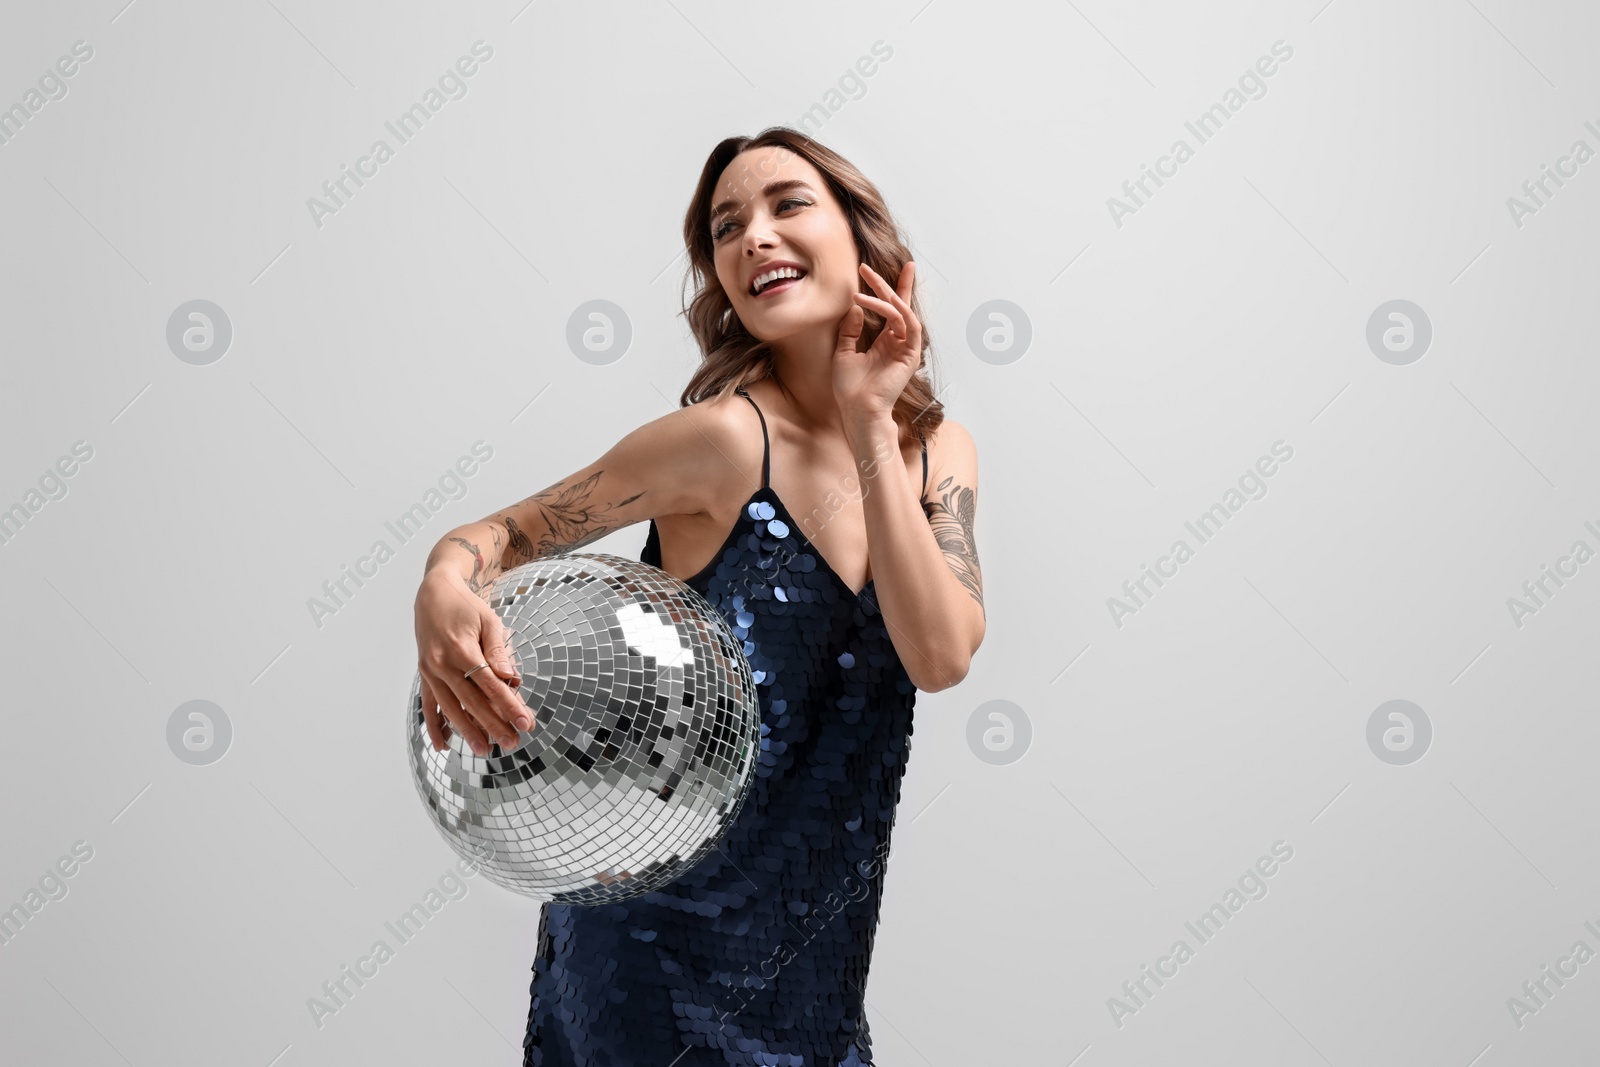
709, 147, 860, 344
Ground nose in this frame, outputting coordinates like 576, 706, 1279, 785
742, 218, 777, 254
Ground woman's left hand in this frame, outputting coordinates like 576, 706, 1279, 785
832, 261, 922, 425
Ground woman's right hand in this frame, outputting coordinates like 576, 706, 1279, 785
413, 569, 533, 756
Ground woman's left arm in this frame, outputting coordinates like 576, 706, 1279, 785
835, 259, 985, 692
846, 415, 985, 692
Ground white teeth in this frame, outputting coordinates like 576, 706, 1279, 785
752, 267, 803, 293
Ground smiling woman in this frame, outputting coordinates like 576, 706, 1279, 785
412, 126, 984, 1067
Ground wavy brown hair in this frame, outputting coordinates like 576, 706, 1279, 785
674, 127, 944, 443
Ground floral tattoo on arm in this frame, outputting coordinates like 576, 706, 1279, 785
502, 471, 645, 563
924, 475, 984, 614
447, 534, 494, 594
445, 470, 647, 593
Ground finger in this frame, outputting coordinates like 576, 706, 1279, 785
478, 615, 534, 733
835, 302, 865, 349
482, 612, 524, 689
426, 669, 492, 756
860, 262, 910, 312
489, 620, 521, 685
451, 669, 522, 752
468, 660, 534, 737
420, 673, 449, 751
449, 654, 524, 751
857, 269, 919, 348
435, 667, 506, 754
854, 292, 907, 338
424, 668, 481, 754
859, 262, 896, 303
445, 703, 492, 757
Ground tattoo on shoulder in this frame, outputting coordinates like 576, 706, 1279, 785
924, 475, 984, 612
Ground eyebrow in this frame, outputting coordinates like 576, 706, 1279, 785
709, 179, 814, 228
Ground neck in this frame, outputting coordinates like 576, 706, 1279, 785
768, 327, 849, 434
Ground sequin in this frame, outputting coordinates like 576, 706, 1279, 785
524, 389, 926, 1067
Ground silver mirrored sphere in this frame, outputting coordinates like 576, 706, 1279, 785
407, 552, 761, 904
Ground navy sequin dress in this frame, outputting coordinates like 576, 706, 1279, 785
522, 388, 927, 1067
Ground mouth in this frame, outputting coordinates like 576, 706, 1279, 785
749, 266, 808, 298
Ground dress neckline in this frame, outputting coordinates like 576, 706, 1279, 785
679, 485, 874, 602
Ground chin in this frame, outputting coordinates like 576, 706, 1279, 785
739, 308, 826, 343
746, 300, 851, 339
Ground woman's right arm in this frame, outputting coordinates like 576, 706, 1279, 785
412, 400, 743, 756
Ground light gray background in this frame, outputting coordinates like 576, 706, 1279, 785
2, 0, 1596, 1064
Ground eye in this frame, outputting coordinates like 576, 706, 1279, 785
711, 197, 811, 241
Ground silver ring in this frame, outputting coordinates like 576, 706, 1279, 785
463, 662, 490, 680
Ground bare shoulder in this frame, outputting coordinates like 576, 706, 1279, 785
922, 417, 978, 502
468, 389, 765, 571
925, 416, 977, 451
618, 389, 765, 520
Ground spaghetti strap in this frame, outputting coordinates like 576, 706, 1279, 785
734, 387, 770, 488
919, 430, 928, 496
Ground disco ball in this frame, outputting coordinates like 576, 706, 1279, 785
406, 552, 762, 905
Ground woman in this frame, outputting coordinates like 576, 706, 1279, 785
413, 127, 985, 1066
